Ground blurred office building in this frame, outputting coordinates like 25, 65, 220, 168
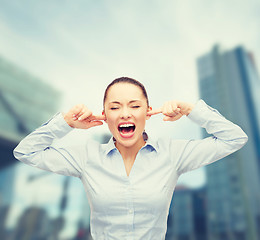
192, 187, 207, 240
12, 206, 50, 240
0, 55, 62, 169
197, 45, 260, 240
0, 55, 62, 239
166, 185, 207, 240
172, 185, 195, 240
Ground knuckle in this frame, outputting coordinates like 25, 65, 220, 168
86, 110, 92, 116
75, 104, 84, 110
74, 105, 82, 111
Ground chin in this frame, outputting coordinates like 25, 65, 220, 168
116, 137, 135, 147
116, 133, 144, 148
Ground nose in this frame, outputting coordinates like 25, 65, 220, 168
120, 107, 131, 119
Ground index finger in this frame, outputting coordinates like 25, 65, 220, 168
147, 108, 162, 116
89, 115, 106, 121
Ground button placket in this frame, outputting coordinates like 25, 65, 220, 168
125, 178, 134, 235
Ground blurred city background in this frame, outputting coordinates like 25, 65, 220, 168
0, 1, 259, 240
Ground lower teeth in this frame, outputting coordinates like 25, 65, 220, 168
119, 127, 135, 134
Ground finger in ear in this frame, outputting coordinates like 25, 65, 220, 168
146, 106, 152, 120
102, 111, 107, 123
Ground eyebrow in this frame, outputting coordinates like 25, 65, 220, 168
109, 100, 141, 105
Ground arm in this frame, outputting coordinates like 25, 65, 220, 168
148, 99, 248, 175
13, 112, 83, 177
172, 100, 248, 174
13, 104, 106, 177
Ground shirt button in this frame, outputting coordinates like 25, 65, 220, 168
129, 209, 133, 214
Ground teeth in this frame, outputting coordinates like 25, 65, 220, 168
119, 123, 135, 128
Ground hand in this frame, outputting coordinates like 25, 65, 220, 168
147, 100, 194, 121
63, 104, 106, 129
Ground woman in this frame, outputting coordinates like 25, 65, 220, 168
13, 77, 248, 239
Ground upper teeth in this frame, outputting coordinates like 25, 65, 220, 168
119, 123, 134, 128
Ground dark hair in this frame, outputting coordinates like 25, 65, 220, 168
103, 77, 149, 108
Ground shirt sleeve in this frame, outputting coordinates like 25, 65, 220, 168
13, 112, 84, 178
173, 99, 248, 175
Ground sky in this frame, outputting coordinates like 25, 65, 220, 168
1, 0, 260, 237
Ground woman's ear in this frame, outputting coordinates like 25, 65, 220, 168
146, 106, 152, 120
102, 110, 107, 123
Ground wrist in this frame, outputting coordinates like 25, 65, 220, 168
184, 103, 195, 116
63, 113, 74, 128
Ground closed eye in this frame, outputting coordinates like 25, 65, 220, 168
110, 107, 119, 110
132, 106, 140, 108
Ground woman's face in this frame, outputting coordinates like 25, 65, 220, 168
103, 83, 151, 149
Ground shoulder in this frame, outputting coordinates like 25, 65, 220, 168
84, 137, 116, 156
154, 136, 190, 153
84, 138, 103, 150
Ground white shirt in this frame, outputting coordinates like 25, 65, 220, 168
13, 100, 248, 240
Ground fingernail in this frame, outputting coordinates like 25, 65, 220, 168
78, 117, 82, 120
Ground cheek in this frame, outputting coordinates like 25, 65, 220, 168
106, 113, 117, 127
136, 111, 148, 123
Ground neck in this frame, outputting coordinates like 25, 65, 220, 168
115, 138, 146, 162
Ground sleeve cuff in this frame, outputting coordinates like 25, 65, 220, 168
39, 112, 74, 138
187, 99, 225, 127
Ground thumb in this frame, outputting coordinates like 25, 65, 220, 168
163, 116, 172, 121
88, 121, 104, 128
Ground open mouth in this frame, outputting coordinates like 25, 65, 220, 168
118, 123, 136, 135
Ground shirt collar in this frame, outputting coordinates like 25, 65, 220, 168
104, 132, 158, 156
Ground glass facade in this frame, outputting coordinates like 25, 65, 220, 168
0, 55, 66, 239
172, 187, 194, 239
0, 56, 62, 137
166, 186, 207, 240
197, 45, 260, 240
